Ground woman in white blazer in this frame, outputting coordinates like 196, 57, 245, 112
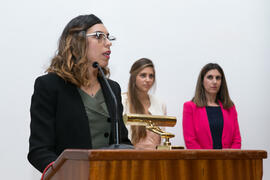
122, 58, 166, 149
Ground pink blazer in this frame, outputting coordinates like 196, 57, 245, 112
182, 101, 241, 149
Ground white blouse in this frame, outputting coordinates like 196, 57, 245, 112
121, 93, 167, 149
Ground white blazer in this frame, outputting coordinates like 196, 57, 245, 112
121, 93, 167, 149
121, 93, 167, 116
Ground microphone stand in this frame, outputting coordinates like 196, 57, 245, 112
93, 62, 133, 149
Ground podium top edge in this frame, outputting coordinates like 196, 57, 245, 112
58, 149, 267, 161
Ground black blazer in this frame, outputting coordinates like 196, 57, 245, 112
28, 73, 131, 172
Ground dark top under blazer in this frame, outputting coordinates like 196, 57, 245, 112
28, 73, 131, 172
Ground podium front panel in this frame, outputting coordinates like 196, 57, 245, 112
44, 149, 267, 180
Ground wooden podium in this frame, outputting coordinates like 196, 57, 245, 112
44, 149, 267, 180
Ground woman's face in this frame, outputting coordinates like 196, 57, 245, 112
203, 69, 222, 96
86, 24, 112, 68
135, 67, 155, 93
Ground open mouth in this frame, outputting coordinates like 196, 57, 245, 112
103, 51, 111, 58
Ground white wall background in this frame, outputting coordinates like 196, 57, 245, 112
0, 0, 269, 179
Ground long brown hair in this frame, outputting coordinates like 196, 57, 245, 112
46, 14, 109, 87
127, 58, 155, 144
192, 63, 234, 109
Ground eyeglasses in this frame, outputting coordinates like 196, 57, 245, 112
86, 31, 116, 42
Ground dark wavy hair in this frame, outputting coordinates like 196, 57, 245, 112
192, 63, 234, 109
127, 58, 155, 144
46, 14, 109, 87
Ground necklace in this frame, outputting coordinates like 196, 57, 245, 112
81, 82, 100, 97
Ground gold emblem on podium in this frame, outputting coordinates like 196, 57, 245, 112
123, 114, 184, 150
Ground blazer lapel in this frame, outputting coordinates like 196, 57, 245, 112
202, 106, 214, 148
67, 82, 92, 147
98, 76, 115, 144
218, 101, 226, 142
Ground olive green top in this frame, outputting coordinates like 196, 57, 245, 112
78, 88, 111, 149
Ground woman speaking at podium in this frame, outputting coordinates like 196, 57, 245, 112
122, 58, 167, 149
28, 14, 131, 173
182, 63, 241, 149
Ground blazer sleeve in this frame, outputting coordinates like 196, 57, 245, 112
28, 76, 58, 172
114, 83, 132, 145
121, 93, 128, 115
231, 105, 241, 148
182, 102, 201, 149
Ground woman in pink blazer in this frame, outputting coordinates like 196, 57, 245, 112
182, 63, 241, 149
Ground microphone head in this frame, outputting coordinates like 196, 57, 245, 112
92, 62, 99, 68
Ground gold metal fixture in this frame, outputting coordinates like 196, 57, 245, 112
123, 114, 184, 150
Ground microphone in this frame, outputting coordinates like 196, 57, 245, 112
92, 62, 99, 68
92, 62, 133, 149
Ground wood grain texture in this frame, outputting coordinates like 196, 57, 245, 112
44, 149, 267, 180
88, 159, 263, 180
